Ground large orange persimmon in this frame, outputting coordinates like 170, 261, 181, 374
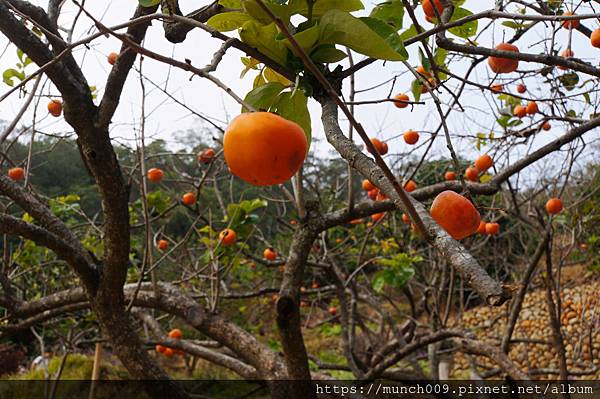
430, 190, 481, 240
474, 154, 493, 172
488, 43, 519, 74
223, 112, 307, 186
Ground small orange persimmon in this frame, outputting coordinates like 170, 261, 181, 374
561, 11, 579, 29
403, 130, 420, 145
393, 93, 410, 108
219, 228, 237, 245
163, 348, 174, 357
488, 43, 519, 74
157, 239, 169, 251
371, 212, 385, 222
370, 138, 388, 155
263, 248, 277, 261
147, 167, 164, 183
513, 105, 527, 118
591, 29, 600, 48
546, 198, 563, 215
198, 148, 216, 164
477, 221, 487, 235
485, 222, 500, 235
542, 121, 551, 131
516, 84, 527, 94
168, 328, 183, 339
444, 171, 456, 181
404, 180, 417, 192
475, 154, 493, 172
367, 188, 379, 200
362, 180, 376, 191
182, 192, 196, 206
490, 83, 503, 93
47, 99, 62, 117
465, 166, 479, 182
526, 101, 539, 115
107, 52, 119, 65
8, 167, 25, 181
422, 0, 443, 18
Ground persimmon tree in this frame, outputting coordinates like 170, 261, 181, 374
1, 0, 599, 398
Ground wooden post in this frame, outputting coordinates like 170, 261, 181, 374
88, 343, 102, 399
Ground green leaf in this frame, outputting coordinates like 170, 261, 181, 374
243, 81, 285, 112
273, 89, 312, 145
310, 45, 348, 63
399, 24, 419, 42
418, 48, 430, 71
369, 0, 404, 29
239, 21, 288, 65
558, 72, 579, 91
319, 10, 407, 61
3, 68, 25, 86
360, 17, 409, 60
138, 0, 161, 7
372, 272, 386, 293
448, 7, 477, 38
410, 79, 422, 103
243, 0, 293, 24
281, 24, 320, 54
207, 11, 251, 32
289, 0, 364, 18
219, 0, 242, 7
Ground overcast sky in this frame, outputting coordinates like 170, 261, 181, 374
1, 0, 599, 189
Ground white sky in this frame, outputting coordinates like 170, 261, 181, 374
1, 0, 599, 188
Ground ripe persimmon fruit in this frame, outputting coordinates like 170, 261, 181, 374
401, 213, 410, 224
157, 239, 169, 251
107, 52, 119, 65
393, 93, 409, 108
561, 11, 579, 29
198, 148, 215, 164
465, 166, 479, 182
263, 247, 277, 261
182, 192, 196, 206
546, 198, 563, 215
219, 228, 237, 245
403, 130, 420, 145
47, 99, 62, 117
490, 83, 503, 93
558, 48, 574, 71
163, 348, 174, 357
488, 43, 519, 74
376, 191, 388, 201
591, 29, 600, 48
485, 222, 500, 235
8, 167, 25, 181
404, 180, 417, 192
168, 328, 183, 339
328, 307, 337, 316
370, 138, 388, 155
475, 154, 493, 172
350, 219, 362, 225
371, 212, 385, 222
517, 84, 527, 94
526, 101, 539, 115
147, 167, 164, 182
542, 121, 551, 131
422, 0, 443, 19
513, 105, 527, 118
444, 171, 456, 181
223, 112, 307, 186
367, 188, 379, 200
155, 345, 166, 353
430, 190, 481, 240
362, 179, 376, 191
477, 221, 487, 234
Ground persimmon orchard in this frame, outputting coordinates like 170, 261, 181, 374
0, 1, 600, 399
